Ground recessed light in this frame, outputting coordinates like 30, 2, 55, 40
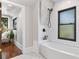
67, 0, 72, 3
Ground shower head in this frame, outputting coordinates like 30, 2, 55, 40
48, 8, 53, 14
48, 8, 53, 11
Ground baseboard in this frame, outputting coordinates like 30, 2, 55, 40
23, 47, 34, 54
14, 40, 23, 50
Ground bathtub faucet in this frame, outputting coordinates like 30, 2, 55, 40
43, 35, 48, 40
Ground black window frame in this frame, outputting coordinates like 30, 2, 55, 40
58, 6, 76, 42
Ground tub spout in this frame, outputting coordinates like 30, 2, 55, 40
43, 35, 48, 40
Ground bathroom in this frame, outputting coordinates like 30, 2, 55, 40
1, 0, 79, 59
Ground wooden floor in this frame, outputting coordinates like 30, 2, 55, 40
1, 43, 22, 59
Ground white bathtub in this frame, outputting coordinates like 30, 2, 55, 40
39, 40, 79, 59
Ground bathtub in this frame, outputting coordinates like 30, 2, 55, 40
39, 40, 79, 59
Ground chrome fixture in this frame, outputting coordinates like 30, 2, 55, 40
48, 8, 53, 28
43, 35, 48, 40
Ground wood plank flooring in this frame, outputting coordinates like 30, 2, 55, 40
1, 43, 22, 59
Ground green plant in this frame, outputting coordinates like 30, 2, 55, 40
8, 30, 14, 43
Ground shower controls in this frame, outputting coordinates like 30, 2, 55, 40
43, 28, 46, 32
43, 35, 48, 40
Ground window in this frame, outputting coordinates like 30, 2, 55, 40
1, 17, 8, 28
58, 6, 76, 41
1, 17, 8, 32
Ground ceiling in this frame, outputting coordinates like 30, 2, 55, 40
53, 0, 61, 2
2, 2, 21, 18
2, 0, 68, 17
7, 0, 68, 6
53, 0, 68, 2
8, 0, 38, 6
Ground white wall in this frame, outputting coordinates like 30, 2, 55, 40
8, 16, 13, 29
41, 0, 53, 25
33, 3, 38, 41
37, 0, 54, 42
17, 10, 23, 45
48, 0, 79, 47
23, 5, 39, 54
14, 7, 24, 50
24, 6, 34, 48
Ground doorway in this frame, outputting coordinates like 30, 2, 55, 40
0, 1, 24, 59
